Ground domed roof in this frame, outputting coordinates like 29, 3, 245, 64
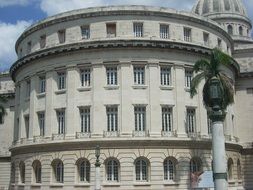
192, 0, 248, 17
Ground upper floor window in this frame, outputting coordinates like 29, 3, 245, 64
106, 67, 118, 85
80, 69, 91, 87
39, 76, 46, 93
185, 70, 193, 88
107, 107, 118, 132
203, 32, 209, 46
190, 158, 201, 174
81, 25, 90, 39
40, 35, 46, 49
187, 108, 196, 133
52, 160, 64, 183
80, 107, 90, 133
38, 112, 45, 136
133, 23, 143, 37
184, 27, 192, 42
107, 23, 116, 38
58, 29, 66, 44
237, 159, 242, 180
57, 72, 66, 90
24, 115, 29, 138
227, 25, 233, 35
207, 118, 212, 134
32, 160, 41, 184
134, 107, 146, 131
27, 41, 32, 54
239, 26, 243, 36
134, 66, 145, 85
164, 158, 176, 181
19, 162, 25, 184
217, 38, 222, 49
57, 110, 65, 134
77, 159, 90, 183
26, 80, 31, 98
160, 24, 169, 39
160, 67, 171, 86
106, 159, 119, 182
135, 158, 148, 181
227, 158, 234, 180
162, 107, 173, 132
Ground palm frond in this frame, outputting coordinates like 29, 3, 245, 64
193, 59, 211, 73
219, 73, 234, 109
190, 72, 206, 98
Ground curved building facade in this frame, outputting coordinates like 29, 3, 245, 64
7, 2, 253, 190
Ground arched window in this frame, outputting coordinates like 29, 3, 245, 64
77, 159, 90, 182
164, 158, 176, 181
32, 160, 42, 183
237, 159, 242, 180
190, 158, 202, 173
135, 158, 149, 181
19, 161, 25, 184
227, 25, 233, 35
52, 159, 64, 183
227, 158, 234, 180
106, 159, 119, 182
239, 26, 243, 36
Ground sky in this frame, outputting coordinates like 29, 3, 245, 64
0, 0, 253, 72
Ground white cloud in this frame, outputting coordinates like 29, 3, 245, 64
0, 0, 30, 7
40, 0, 196, 16
0, 20, 32, 72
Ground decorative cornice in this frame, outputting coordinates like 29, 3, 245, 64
10, 39, 240, 81
15, 5, 233, 52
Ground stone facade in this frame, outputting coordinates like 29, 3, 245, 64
0, 1, 252, 190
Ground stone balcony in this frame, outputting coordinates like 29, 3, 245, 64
161, 130, 177, 137
103, 131, 120, 138
132, 130, 150, 137
76, 132, 91, 139
52, 133, 65, 140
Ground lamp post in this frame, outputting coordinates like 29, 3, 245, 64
209, 77, 227, 190
95, 145, 101, 190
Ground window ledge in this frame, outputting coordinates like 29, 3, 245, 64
55, 89, 66, 94
37, 92, 46, 98
17, 183, 25, 186
31, 183, 41, 187
50, 183, 64, 187
132, 85, 148, 89
104, 85, 119, 90
228, 179, 236, 184
160, 86, 174, 90
77, 87, 91, 92
163, 181, 179, 186
133, 182, 151, 186
74, 183, 90, 187
102, 182, 121, 186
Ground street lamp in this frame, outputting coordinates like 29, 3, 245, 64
95, 145, 101, 190
209, 77, 228, 190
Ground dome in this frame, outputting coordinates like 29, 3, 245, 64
193, 0, 248, 17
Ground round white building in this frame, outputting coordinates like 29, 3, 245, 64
9, 1, 253, 190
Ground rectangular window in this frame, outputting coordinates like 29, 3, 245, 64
27, 41, 32, 54
38, 112, 45, 136
80, 108, 90, 133
160, 67, 171, 86
207, 118, 212, 134
185, 70, 193, 88
0, 113, 3, 124
39, 76, 46, 93
134, 107, 146, 131
187, 109, 196, 133
81, 25, 90, 39
218, 38, 222, 48
203, 32, 209, 46
184, 27, 192, 42
106, 67, 118, 85
58, 30, 66, 44
57, 72, 66, 90
40, 35, 46, 49
162, 107, 173, 132
25, 116, 29, 138
26, 80, 31, 98
57, 110, 65, 134
107, 107, 118, 132
80, 69, 91, 87
133, 23, 143, 37
160, 24, 169, 39
134, 66, 145, 85
106, 23, 116, 38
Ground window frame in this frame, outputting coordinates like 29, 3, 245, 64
184, 27, 192, 42
76, 159, 90, 183
160, 24, 170, 39
58, 29, 66, 44
38, 112, 45, 136
106, 106, 118, 132
81, 25, 90, 39
133, 66, 145, 85
162, 107, 173, 132
57, 72, 66, 90
80, 107, 90, 133
80, 68, 91, 87
164, 158, 176, 181
57, 110, 65, 134
133, 22, 144, 37
106, 159, 119, 182
135, 158, 149, 182
32, 160, 42, 184
106, 66, 118, 86
39, 76, 46, 93
186, 108, 196, 134
185, 69, 193, 88
40, 35, 46, 49
106, 23, 117, 38
134, 106, 146, 132
160, 66, 171, 86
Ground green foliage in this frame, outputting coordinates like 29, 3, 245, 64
190, 48, 234, 110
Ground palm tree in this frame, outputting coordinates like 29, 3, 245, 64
190, 48, 235, 190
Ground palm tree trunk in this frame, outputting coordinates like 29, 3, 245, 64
212, 120, 228, 190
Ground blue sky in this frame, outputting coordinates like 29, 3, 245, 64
0, 0, 253, 72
